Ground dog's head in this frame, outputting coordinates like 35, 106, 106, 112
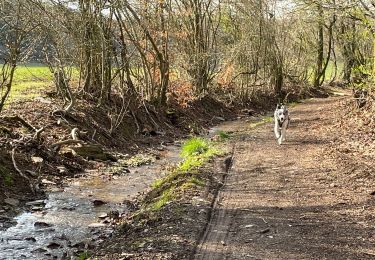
275, 104, 288, 123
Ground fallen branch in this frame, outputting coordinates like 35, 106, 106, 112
11, 148, 35, 194
51, 139, 84, 148
51, 127, 83, 148
1, 115, 36, 131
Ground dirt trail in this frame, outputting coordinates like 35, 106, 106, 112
194, 96, 375, 259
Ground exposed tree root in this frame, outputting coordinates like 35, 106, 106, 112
51, 127, 83, 149
11, 148, 36, 194
1, 115, 36, 131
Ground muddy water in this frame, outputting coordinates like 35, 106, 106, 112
0, 146, 181, 259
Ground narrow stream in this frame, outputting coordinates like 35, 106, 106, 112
0, 145, 181, 259
0, 117, 258, 259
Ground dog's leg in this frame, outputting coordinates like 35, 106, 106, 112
281, 120, 288, 142
274, 120, 280, 139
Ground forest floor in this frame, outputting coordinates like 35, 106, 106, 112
96, 91, 375, 259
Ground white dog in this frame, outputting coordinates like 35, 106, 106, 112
274, 104, 290, 145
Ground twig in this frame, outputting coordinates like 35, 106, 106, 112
92, 129, 97, 141
1, 115, 36, 131
130, 110, 140, 134
71, 128, 79, 140
11, 148, 35, 194
51, 139, 83, 148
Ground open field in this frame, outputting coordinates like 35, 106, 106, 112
5, 64, 52, 103
3, 64, 79, 104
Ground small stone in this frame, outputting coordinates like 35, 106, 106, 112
34, 222, 53, 228
101, 219, 110, 224
32, 248, 47, 253
41, 179, 56, 185
329, 183, 337, 188
93, 200, 107, 206
56, 166, 67, 174
71, 241, 85, 248
214, 116, 226, 122
26, 200, 45, 207
88, 223, 107, 228
61, 206, 76, 211
98, 213, 108, 219
34, 96, 52, 104
47, 242, 61, 249
244, 225, 254, 228
220, 240, 226, 246
259, 228, 270, 234
25, 237, 37, 242
4, 198, 20, 207
31, 207, 44, 211
31, 157, 44, 163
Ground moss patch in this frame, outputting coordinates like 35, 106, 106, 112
146, 137, 224, 211
0, 164, 13, 186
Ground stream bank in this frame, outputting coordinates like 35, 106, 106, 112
0, 145, 181, 259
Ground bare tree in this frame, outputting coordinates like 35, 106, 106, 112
0, 0, 39, 113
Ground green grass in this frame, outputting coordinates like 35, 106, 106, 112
1, 64, 79, 104
218, 130, 230, 140
249, 116, 273, 128
180, 137, 209, 158
288, 101, 302, 108
76, 251, 92, 260
149, 137, 223, 211
1, 65, 52, 103
13, 65, 53, 82
189, 176, 205, 187
151, 187, 174, 210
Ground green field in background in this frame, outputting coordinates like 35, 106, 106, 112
0, 64, 52, 103
2, 64, 77, 103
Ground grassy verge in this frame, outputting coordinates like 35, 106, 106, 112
145, 136, 226, 211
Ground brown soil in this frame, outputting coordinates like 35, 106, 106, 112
0, 82, 326, 212
0, 89, 237, 219
96, 93, 375, 259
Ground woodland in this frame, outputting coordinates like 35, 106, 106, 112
1, 0, 375, 259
